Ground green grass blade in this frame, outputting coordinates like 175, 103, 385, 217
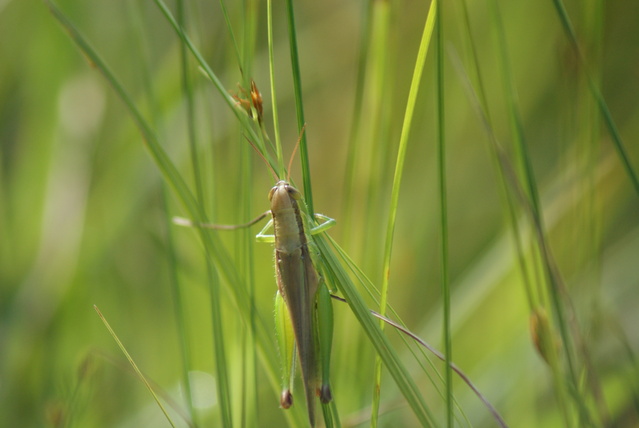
126, 1, 199, 422
176, 0, 205, 206
232, 3, 260, 425
284, 0, 313, 213
372, 0, 437, 424
94, 306, 177, 428
204, 263, 234, 428
316, 235, 436, 427
491, 1, 598, 424
267, 0, 285, 176
489, 3, 576, 423
452, 43, 573, 425
162, 186, 196, 425
435, 3, 452, 426
141, 2, 197, 408
241, 1, 258, 85
341, 1, 373, 238
452, 0, 537, 312
550, 0, 639, 197
218, 0, 243, 72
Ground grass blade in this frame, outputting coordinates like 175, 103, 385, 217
94, 306, 177, 428
550, 0, 639, 197
372, 1, 437, 425
317, 235, 436, 427
267, 0, 285, 175
435, 3, 452, 426
284, 0, 313, 213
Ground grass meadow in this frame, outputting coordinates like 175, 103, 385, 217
1, 0, 638, 427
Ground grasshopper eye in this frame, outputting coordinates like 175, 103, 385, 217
268, 186, 277, 201
286, 185, 302, 200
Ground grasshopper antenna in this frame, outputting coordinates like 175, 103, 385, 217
286, 124, 306, 183
244, 135, 279, 182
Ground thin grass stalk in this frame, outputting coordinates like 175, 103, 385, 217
494, 0, 578, 375
453, 0, 538, 310
203, 238, 233, 428
267, 0, 285, 175
456, 55, 573, 422
363, 0, 392, 255
239, 134, 260, 428
457, 0, 491, 125
459, 46, 539, 309
176, 0, 203, 205
451, 3, 571, 423
550, 0, 639, 198
362, 0, 392, 293
368, 3, 393, 426
239, 137, 257, 428
154, 0, 204, 426
488, 5, 573, 424
453, 0, 541, 317
241, 0, 258, 85
174, 3, 234, 426
128, 1, 198, 421
490, 3, 599, 424
341, 1, 373, 242
284, 0, 314, 213
447, 45, 538, 311
238, 3, 260, 426
561, 3, 609, 424
325, 3, 388, 422
490, 5, 541, 218
435, 3, 452, 426
94, 306, 178, 428
316, 235, 436, 427
326, 400, 342, 428
219, 0, 243, 70
583, 3, 608, 420
162, 186, 196, 426
371, 1, 437, 425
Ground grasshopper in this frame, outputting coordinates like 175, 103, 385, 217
175, 179, 336, 427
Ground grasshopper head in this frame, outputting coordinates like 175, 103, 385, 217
269, 181, 302, 211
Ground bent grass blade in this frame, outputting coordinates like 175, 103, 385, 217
329, 295, 509, 428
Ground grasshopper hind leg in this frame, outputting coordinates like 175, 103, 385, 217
316, 281, 334, 404
275, 290, 296, 409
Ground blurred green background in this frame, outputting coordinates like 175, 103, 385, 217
1, 0, 638, 427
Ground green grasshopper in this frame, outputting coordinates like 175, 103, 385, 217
175, 179, 336, 427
